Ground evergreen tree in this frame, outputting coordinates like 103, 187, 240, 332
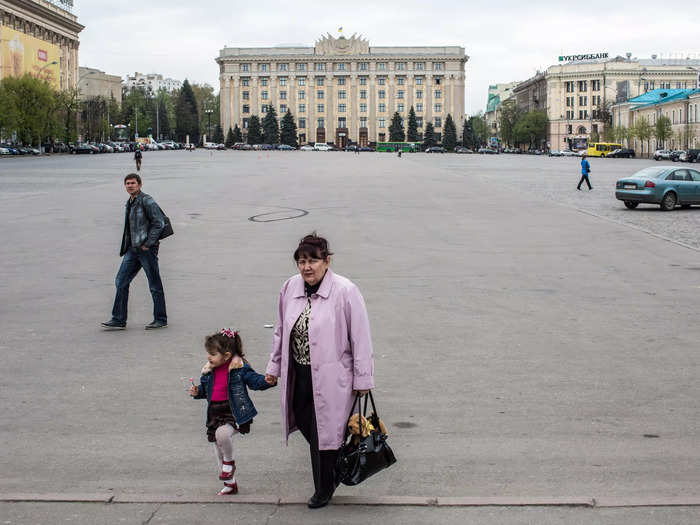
225, 127, 235, 148
261, 107, 280, 144
246, 115, 262, 144
461, 118, 476, 149
213, 124, 224, 144
232, 124, 243, 143
406, 106, 419, 142
388, 112, 405, 142
442, 114, 457, 151
174, 79, 200, 144
423, 122, 436, 148
280, 110, 298, 146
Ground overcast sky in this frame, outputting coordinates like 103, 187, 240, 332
75, 1, 700, 115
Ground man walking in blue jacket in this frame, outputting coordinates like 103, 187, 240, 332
577, 152, 592, 191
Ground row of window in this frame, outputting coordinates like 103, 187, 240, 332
239, 61, 446, 73
564, 110, 591, 120
565, 95, 603, 107
240, 116, 443, 129
564, 80, 602, 93
243, 89, 443, 101
242, 102, 444, 114
238, 76, 443, 87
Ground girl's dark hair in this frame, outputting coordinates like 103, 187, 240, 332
205, 331, 244, 358
293, 232, 333, 261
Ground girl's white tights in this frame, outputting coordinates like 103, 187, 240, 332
213, 424, 236, 494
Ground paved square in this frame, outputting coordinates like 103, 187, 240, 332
1, 151, 699, 520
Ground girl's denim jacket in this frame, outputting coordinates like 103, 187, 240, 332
193, 362, 273, 425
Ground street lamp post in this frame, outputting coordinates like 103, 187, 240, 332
205, 108, 214, 143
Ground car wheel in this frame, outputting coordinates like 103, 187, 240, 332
660, 192, 677, 211
624, 201, 639, 209
681, 204, 691, 209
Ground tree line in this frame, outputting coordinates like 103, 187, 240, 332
497, 99, 548, 149
603, 115, 685, 157
0, 75, 219, 146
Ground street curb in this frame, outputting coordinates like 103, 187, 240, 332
3, 493, 700, 507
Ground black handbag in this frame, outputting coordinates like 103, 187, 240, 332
335, 391, 396, 486
157, 205, 174, 240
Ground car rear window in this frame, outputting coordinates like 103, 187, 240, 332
634, 167, 667, 178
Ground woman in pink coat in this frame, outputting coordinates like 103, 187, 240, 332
265, 233, 374, 509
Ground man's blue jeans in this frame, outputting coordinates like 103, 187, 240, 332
111, 245, 167, 324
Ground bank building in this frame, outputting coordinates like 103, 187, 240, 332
216, 33, 467, 147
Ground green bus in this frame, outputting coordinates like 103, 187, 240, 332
376, 142, 422, 152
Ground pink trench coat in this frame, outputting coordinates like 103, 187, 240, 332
266, 269, 374, 450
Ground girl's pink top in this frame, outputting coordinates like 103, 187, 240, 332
211, 362, 229, 401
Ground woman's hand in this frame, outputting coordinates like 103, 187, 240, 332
353, 389, 370, 396
189, 385, 199, 397
265, 374, 278, 386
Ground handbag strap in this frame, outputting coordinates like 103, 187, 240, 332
342, 392, 363, 442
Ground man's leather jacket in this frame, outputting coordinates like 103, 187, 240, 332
120, 192, 165, 256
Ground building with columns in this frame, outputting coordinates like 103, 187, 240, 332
0, 0, 83, 90
216, 33, 467, 146
513, 55, 700, 150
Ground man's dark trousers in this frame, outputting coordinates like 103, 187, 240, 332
577, 174, 592, 190
111, 246, 167, 324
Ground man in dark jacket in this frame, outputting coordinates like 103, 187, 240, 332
101, 173, 167, 330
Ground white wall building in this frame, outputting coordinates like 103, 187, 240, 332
123, 72, 182, 95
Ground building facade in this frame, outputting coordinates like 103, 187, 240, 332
0, 0, 83, 90
124, 72, 182, 95
611, 88, 700, 156
484, 81, 518, 136
514, 56, 700, 150
216, 33, 467, 146
78, 66, 121, 104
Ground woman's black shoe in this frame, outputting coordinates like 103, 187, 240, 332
307, 493, 332, 509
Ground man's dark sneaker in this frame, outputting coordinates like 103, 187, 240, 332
101, 320, 126, 330
145, 320, 168, 330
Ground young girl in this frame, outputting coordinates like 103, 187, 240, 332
189, 328, 275, 495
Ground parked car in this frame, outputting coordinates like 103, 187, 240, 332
184, 143, 196, 150
670, 150, 685, 162
0, 146, 10, 155
278, 144, 295, 150
300, 144, 315, 151
425, 146, 446, 153
314, 142, 331, 151
607, 148, 636, 158
680, 149, 700, 163
615, 166, 700, 210
73, 143, 96, 154
548, 150, 564, 157
477, 147, 498, 154
653, 149, 672, 161
358, 146, 374, 152
454, 146, 473, 154
1, 143, 19, 154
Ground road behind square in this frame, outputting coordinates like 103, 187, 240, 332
1, 151, 699, 508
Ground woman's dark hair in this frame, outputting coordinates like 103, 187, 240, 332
124, 173, 142, 184
205, 331, 244, 358
293, 232, 333, 261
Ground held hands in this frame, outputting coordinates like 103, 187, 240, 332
140, 245, 149, 251
189, 385, 199, 397
353, 389, 370, 396
264, 374, 278, 386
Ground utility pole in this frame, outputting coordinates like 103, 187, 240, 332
135, 103, 139, 139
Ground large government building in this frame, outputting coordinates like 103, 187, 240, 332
0, 0, 83, 90
216, 33, 467, 146
512, 55, 700, 150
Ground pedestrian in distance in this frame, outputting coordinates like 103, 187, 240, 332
101, 173, 168, 330
189, 329, 276, 495
265, 233, 375, 509
134, 148, 143, 171
577, 152, 593, 191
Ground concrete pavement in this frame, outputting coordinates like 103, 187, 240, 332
1, 150, 699, 523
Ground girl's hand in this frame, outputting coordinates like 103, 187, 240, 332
353, 389, 370, 396
189, 385, 199, 397
265, 374, 278, 386
229, 356, 244, 370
